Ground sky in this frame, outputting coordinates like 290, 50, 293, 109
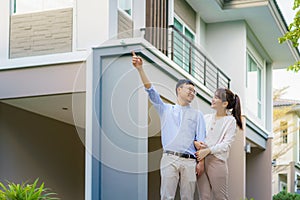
273, 0, 300, 100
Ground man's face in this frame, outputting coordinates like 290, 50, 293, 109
177, 83, 196, 103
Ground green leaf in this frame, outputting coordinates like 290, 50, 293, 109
0, 178, 59, 200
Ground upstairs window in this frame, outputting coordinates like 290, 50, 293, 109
246, 53, 263, 119
299, 120, 300, 162
118, 0, 132, 16
280, 121, 288, 144
173, 17, 195, 72
11, 0, 73, 14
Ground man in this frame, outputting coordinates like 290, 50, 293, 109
132, 51, 206, 200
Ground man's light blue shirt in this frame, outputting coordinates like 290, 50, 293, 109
146, 86, 206, 155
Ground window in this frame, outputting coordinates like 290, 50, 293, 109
118, 0, 132, 16
279, 181, 287, 192
298, 120, 300, 162
173, 17, 195, 73
246, 53, 262, 119
11, 0, 73, 14
296, 174, 300, 193
280, 121, 288, 144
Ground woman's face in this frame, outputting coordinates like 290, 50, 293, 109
211, 91, 227, 110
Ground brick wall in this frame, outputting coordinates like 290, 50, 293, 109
10, 8, 73, 58
118, 10, 133, 39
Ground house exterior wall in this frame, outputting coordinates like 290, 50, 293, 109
227, 121, 246, 199
10, 8, 73, 58
272, 107, 300, 194
0, 0, 294, 199
0, 0, 10, 62
246, 139, 272, 199
205, 21, 247, 102
0, 102, 85, 200
274, 112, 295, 163
174, 0, 196, 32
76, 0, 114, 50
0, 62, 85, 99
205, 19, 272, 199
118, 10, 133, 38
91, 41, 248, 199
99, 55, 148, 200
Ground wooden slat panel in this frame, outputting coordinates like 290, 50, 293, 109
145, 0, 168, 55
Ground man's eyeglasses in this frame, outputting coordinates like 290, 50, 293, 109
181, 86, 197, 95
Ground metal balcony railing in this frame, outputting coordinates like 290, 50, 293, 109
168, 25, 231, 93
142, 26, 231, 95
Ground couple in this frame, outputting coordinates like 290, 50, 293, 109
132, 52, 243, 200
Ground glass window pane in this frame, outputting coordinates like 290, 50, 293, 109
172, 17, 195, 73
246, 54, 262, 119
12, 0, 73, 14
257, 67, 261, 100
118, 0, 132, 16
174, 18, 183, 32
184, 28, 194, 41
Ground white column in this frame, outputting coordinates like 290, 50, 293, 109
0, 0, 10, 63
133, 0, 146, 36
76, 0, 114, 50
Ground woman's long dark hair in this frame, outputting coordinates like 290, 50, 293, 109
215, 88, 243, 130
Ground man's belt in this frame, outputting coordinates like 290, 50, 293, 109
164, 150, 196, 159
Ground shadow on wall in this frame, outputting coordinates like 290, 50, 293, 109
0, 102, 85, 200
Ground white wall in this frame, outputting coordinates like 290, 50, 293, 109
205, 21, 247, 108
76, 0, 116, 50
0, 62, 85, 99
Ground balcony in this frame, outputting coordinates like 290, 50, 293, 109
142, 26, 231, 95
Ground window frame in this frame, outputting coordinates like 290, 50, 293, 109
173, 14, 195, 72
10, 0, 73, 15
245, 41, 266, 125
280, 121, 288, 144
118, 0, 133, 18
298, 119, 300, 163
279, 181, 287, 192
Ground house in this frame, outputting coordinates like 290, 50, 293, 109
0, 0, 298, 199
272, 99, 300, 195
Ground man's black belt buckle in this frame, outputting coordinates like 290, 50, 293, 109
164, 150, 196, 159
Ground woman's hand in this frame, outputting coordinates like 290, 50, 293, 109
195, 148, 211, 161
194, 141, 207, 150
196, 160, 205, 177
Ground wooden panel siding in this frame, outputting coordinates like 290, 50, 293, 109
10, 8, 73, 58
118, 10, 133, 39
145, 0, 168, 55
174, 0, 196, 32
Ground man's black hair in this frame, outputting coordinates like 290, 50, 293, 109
175, 79, 195, 95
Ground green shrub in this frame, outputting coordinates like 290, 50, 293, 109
273, 191, 300, 200
0, 178, 58, 200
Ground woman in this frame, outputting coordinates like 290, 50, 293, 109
194, 88, 243, 200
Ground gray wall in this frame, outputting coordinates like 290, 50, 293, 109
99, 56, 148, 200
10, 8, 73, 58
97, 53, 211, 199
0, 102, 84, 200
206, 20, 247, 103
246, 139, 272, 200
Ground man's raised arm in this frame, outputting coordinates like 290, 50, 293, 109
132, 51, 151, 89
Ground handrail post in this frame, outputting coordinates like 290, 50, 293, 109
189, 45, 192, 74
203, 58, 207, 86
168, 25, 231, 94
216, 71, 219, 89
170, 28, 174, 61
